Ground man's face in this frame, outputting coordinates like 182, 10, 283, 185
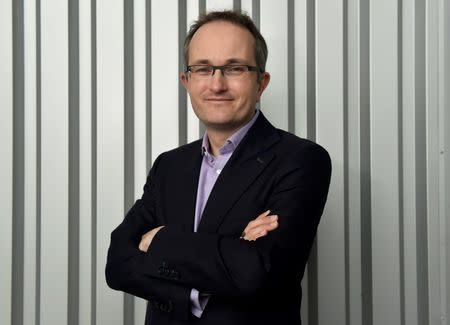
181, 21, 270, 132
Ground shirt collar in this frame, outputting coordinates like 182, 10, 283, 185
201, 109, 260, 157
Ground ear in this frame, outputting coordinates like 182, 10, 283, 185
180, 72, 189, 90
256, 72, 270, 102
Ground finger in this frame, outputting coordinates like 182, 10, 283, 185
244, 229, 270, 241
243, 220, 278, 240
245, 214, 278, 231
246, 220, 278, 236
255, 209, 271, 219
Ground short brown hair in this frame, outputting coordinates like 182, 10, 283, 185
184, 10, 268, 72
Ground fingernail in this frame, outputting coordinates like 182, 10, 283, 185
270, 215, 278, 220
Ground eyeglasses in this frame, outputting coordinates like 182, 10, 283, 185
185, 64, 262, 79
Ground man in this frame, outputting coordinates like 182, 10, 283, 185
106, 10, 331, 325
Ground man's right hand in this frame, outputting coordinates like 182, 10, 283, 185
241, 210, 278, 241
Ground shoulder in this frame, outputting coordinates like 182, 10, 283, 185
151, 139, 202, 170
275, 129, 330, 164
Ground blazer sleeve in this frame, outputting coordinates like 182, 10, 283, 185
105, 154, 192, 321
142, 144, 332, 298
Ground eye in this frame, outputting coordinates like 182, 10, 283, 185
225, 65, 247, 75
191, 66, 212, 75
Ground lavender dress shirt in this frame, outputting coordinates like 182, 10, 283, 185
190, 110, 260, 317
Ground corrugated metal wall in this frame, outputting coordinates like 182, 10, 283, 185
0, 0, 449, 324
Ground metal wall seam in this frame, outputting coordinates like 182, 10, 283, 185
444, 0, 450, 322
315, 0, 346, 324
133, 0, 148, 323
401, 1, 420, 324
413, 0, 428, 324
346, 0, 363, 323
68, 0, 81, 324
124, 0, 135, 323
358, 0, 372, 323
96, 0, 125, 323
145, 0, 152, 172
398, 1, 405, 324
438, 0, 449, 324
178, 0, 188, 146
306, 0, 317, 323
79, 0, 93, 323
12, 0, 25, 323
425, 0, 442, 324
24, 0, 38, 323
35, 0, 42, 322
0, 0, 13, 323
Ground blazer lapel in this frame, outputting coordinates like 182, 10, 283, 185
197, 113, 280, 234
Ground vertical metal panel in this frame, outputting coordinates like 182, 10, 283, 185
346, 0, 363, 323
145, 0, 152, 172
133, 0, 148, 323
259, 0, 288, 130
444, 1, 450, 323
438, 2, 449, 324
401, 1, 420, 324
370, 1, 402, 324
40, 0, 69, 323
68, 0, 81, 324
240, 0, 252, 16
123, 0, 135, 323
315, 1, 346, 325
12, 0, 25, 323
294, 0, 308, 139
23, 0, 38, 323
151, 0, 179, 162
96, 0, 124, 324
79, 0, 93, 324
0, 0, 13, 324
178, 1, 188, 146
206, 0, 233, 11
186, 0, 200, 143
425, 0, 443, 324
293, 1, 312, 323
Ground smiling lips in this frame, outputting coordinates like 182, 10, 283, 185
205, 97, 233, 101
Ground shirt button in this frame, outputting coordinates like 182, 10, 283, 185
216, 169, 221, 174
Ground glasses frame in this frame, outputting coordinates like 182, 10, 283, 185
185, 64, 263, 78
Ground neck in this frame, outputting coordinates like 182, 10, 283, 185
206, 128, 237, 157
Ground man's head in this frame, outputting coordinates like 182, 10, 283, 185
184, 10, 268, 73
181, 11, 270, 133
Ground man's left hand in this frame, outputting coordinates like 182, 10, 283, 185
138, 226, 165, 252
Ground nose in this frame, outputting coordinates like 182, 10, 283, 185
209, 68, 227, 92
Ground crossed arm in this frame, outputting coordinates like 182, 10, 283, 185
138, 209, 279, 253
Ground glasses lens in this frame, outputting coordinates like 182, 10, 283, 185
223, 65, 247, 76
191, 65, 212, 76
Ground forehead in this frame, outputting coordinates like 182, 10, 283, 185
188, 21, 256, 64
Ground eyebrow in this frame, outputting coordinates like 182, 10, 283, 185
189, 58, 250, 65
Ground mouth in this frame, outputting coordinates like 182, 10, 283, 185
204, 98, 233, 102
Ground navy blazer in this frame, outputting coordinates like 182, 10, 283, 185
106, 112, 332, 325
